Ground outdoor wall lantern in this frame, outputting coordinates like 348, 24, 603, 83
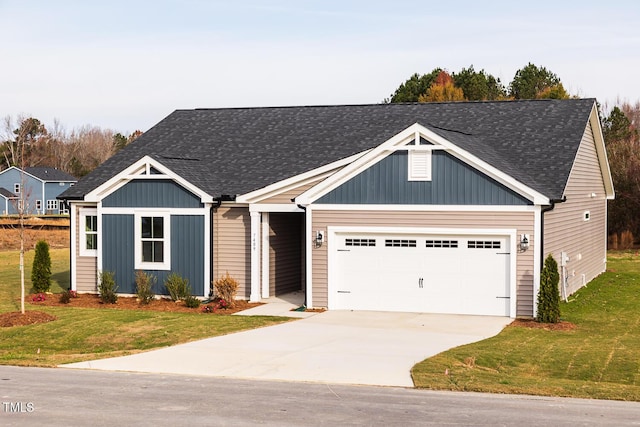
520, 234, 530, 252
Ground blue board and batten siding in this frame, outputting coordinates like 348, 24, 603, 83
317, 151, 531, 205
102, 179, 203, 208
102, 214, 206, 296
101, 179, 206, 296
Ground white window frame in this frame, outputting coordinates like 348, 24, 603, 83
35, 199, 42, 213
14, 183, 20, 194
408, 149, 432, 181
46, 199, 59, 211
60, 202, 69, 215
134, 211, 171, 270
79, 208, 98, 257
583, 211, 591, 221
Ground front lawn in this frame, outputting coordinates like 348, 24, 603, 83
412, 252, 640, 401
0, 249, 291, 367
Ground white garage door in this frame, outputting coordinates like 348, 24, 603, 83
329, 232, 511, 316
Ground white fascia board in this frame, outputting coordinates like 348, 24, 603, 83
85, 155, 213, 203
219, 201, 249, 209
249, 204, 305, 213
236, 151, 368, 204
100, 207, 207, 215
310, 204, 536, 212
296, 123, 549, 206
589, 103, 615, 200
328, 225, 516, 237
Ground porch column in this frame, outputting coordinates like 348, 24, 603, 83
261, 212, 270, 299
249, 211, 261, 302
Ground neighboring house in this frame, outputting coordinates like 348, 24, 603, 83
0, 167, 77, 215
59, 99, 614, 318
0, 187, 18, 215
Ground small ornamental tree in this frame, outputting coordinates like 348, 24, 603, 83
31, 240, 52, 293
537, 254, 561, 323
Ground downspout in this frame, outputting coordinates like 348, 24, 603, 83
540, 196, 566, 269
209, 198, 222, 297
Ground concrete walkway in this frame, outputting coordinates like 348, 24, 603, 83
62, 304, 511, 387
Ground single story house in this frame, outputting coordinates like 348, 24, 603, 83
0, 166, 77, 215
59, 99, 613, 318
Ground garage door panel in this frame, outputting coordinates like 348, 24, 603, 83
330, 232, 511, 316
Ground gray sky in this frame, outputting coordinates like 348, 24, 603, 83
1, 0, 639, 134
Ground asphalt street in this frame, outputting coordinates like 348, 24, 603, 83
1, 366, 640, 426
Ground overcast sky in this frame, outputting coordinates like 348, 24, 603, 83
1, 0, 639, 134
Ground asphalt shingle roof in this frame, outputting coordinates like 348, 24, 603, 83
25, 167, 76, 182
60, 99, 596, 201
0, 187, 17, 199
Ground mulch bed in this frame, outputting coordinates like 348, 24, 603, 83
0, 293, 263, 328
27, 293, 261, 314
510, 318, 577, 331
0, 311, 57, 327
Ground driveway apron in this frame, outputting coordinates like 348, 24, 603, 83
62, 311, 511, 387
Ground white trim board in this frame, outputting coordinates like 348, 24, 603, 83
100, 207, 208, 215
309, 204, 537, 212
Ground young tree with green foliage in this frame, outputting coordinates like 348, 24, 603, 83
31, 240, 52, 293
537, 254, 561, 323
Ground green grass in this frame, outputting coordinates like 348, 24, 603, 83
0, 249, 291, 367
412, 251, 640, 401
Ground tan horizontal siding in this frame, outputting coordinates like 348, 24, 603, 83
213, 207, 251, 299
311, 209, 535, 317
544, 122, 607, 296
258, 179, 323, 205
76, 257, 98, 292
75, 204, 98, 293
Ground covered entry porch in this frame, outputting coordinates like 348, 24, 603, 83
248, 205, 306, 304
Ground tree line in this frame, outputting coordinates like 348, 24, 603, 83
388, 63, 639, 246
0, 115, 142, 178
386, 62, 570, 103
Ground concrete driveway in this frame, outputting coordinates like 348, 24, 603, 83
62, 310, 511, 387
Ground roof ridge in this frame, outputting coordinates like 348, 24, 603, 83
186, 98, 595, 113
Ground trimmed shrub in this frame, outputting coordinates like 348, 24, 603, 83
98, 271, 118, 304
135, 270, 156, 305
165, 273, 190, 302
31, 240, 52, 293
184, 295, 201, 308
213, 272, 238, 308
537, 254, 561, 323
59, 290, 72, 304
